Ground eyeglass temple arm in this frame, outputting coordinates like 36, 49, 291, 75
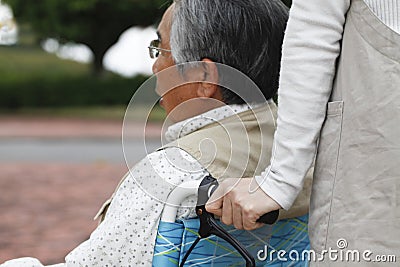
148, 46, 172, 52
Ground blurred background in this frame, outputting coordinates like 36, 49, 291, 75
0, 0, 167, 264
0, 0, 291, 264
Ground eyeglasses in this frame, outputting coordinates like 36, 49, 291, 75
148, 39, 172, 59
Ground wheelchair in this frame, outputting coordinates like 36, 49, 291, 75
153, 178, 310, 267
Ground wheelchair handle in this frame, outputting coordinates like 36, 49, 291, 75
199, 175, 279, 225
258, 209, 279, 224
180, 175, 279, 267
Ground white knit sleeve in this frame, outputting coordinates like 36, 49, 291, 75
256, 0, 350, 210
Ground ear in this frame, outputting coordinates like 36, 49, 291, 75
196, 58, 220, 98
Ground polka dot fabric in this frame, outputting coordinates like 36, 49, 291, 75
64, 148, 207, 266
0, 104, 250, 267
165, 104, 251, 142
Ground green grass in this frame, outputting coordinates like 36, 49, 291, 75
0, 44, 152, 113
0, 45, 90, 78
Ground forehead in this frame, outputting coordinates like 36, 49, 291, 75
158, 4, 174, 37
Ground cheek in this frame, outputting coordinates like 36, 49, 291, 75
161, 90, 178, 113
161, 85, 192, 114
154, 58, 180, 97
153, 55, 175, 75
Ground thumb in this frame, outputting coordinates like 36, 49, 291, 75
205, 186, 224, 216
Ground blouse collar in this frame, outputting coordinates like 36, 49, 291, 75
164, 104, 252, 142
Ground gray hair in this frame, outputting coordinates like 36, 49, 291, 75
170, 0, 288, 104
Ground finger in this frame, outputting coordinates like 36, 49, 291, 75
205, 186, 224, 216
252, 222, 264, 230
243, 219, 259, 231
221, 197, 233, 225
232, 203, 243, 230
242, 206, 260, 231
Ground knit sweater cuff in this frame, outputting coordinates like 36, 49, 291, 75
255, 171, 299, 211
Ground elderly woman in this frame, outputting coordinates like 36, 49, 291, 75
1, 0, 303, 266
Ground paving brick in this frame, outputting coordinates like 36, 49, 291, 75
0, 162, 127, 265
0, 117, 161, 139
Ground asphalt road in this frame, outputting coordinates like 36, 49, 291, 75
0, 138, 161, 163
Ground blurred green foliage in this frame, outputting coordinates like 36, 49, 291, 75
4, 0, 169, 75
0, 0, 291, 111
0, 45, 148, 109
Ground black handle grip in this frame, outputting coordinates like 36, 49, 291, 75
257, 210, 279, 224
200, 175, 279, 225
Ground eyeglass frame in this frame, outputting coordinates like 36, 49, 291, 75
148, 39, 172, 59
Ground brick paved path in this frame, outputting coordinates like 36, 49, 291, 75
0, 162, 127, 265
0, 117, 162, 139
0, 117, 160, 265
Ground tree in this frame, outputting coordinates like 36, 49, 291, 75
5, 0, 169, 76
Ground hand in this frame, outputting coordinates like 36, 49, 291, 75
205, 178, 281, 230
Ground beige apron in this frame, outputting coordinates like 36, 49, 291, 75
310, 0, 400, 265
96, 104, 313, 222
164, 104, 313, 220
